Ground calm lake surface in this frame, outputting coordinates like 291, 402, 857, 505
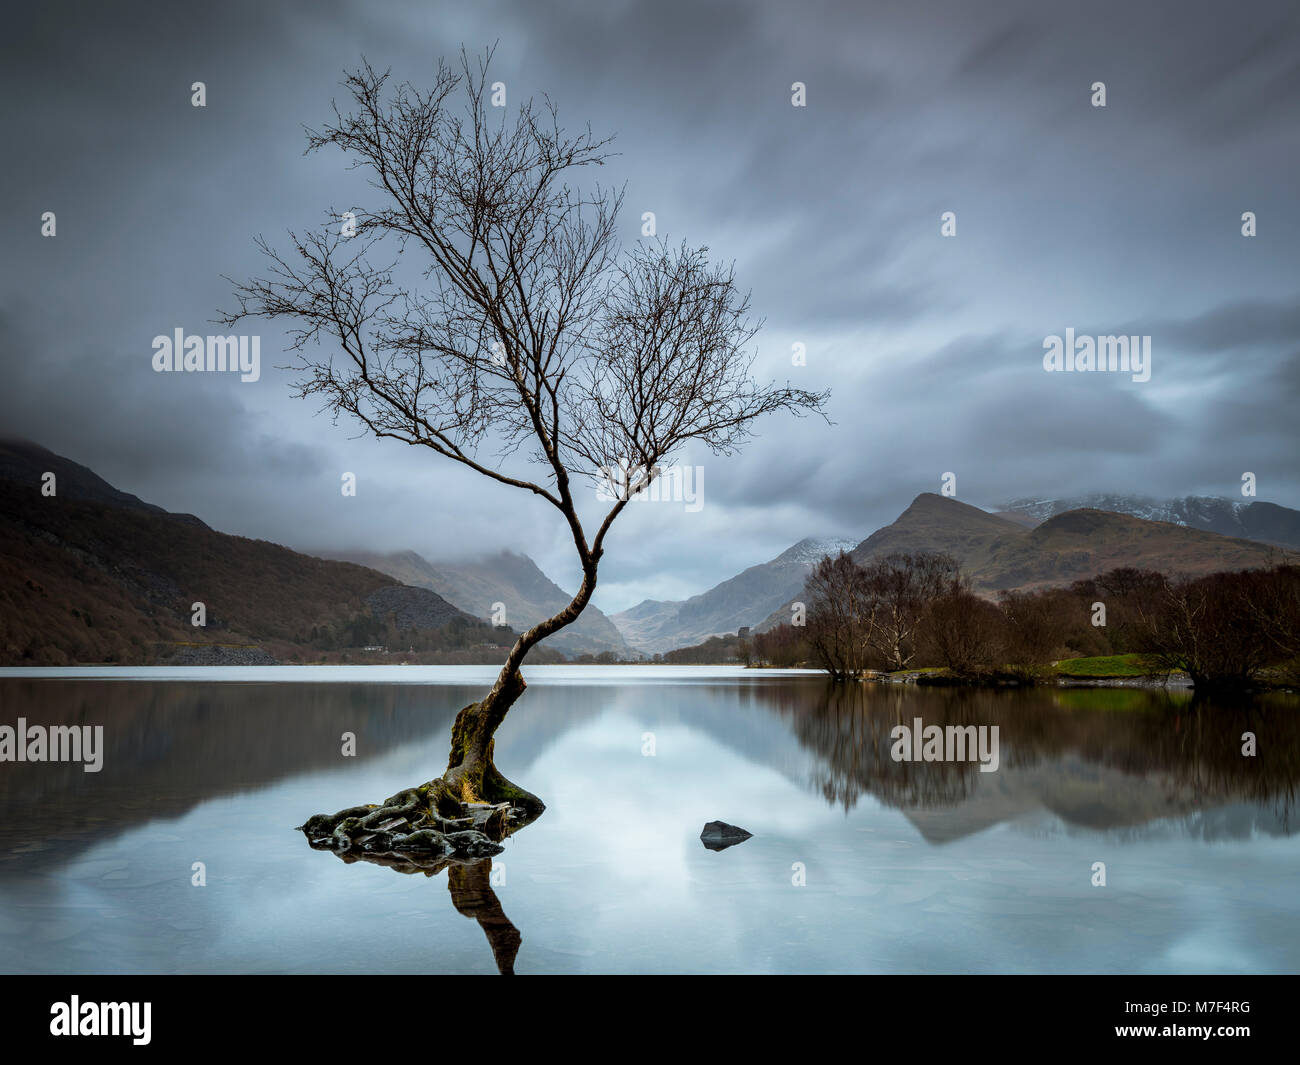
0, 665, 1297, 974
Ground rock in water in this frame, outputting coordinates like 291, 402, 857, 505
700, 820, 752, 852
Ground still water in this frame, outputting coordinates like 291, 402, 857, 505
0, 665, 1296, 974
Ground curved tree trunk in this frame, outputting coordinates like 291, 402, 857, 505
437, 559, 598, 813
300, 558, 599, 857
437, 668, 542, 813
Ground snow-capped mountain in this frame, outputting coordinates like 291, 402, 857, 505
778, 536, 860, 565
997, 494, 1300, 549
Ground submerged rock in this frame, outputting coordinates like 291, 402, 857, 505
700, 820, 752, 851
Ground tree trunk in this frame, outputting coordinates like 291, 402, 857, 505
436, 556, 599, 813
438, 666, 544, 815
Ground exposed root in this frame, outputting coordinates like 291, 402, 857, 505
297, 784, 536, 861
297, 678, 543, 865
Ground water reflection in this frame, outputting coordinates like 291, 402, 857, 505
2, 676, 1297, 876
448, 859, 520, 975
768, 683, 1299, 837
324, 845, 522, 975
1, 670, 1298, 974
303, 781, 541, 976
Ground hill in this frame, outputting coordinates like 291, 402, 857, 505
0, 438, 208, 527
0, 440, 535, 665
754, 492, 1289, 631
849, 494, 1283, 592
998, 493, 1300, 550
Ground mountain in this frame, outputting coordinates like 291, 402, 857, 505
975, 507, 1283, 590
0, 438, 208, 527
755, 492, 1289, 631
851, 494, 1023, 570
863, 494, 1285, 592
0, 439, 531, 665
324, 548, 630, 659
998, 494, 1300, 551
611, 536, 857, 654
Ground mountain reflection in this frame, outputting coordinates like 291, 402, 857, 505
764, 682, 1300, 839
2, 673, 1298, 882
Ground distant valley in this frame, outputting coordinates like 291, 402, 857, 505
321, 548, 630, 659
610, 537, 856, 654
3, 437, 1297, 664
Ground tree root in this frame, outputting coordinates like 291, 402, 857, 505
297, 684, 544, 867
297, 783, 537, 862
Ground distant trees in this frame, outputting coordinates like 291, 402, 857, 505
782, 554, 1300, 690
1069, 567, 1167, 654
996, 588, 1070, 679
662, 633, 748, 664
919, 584, 1003, 675
1253, 564, 1300, 684
1135, 566, 1300, 690
802, 550, 960, 677
570, 650, 625, 664
751, 622, 813, 668
859, 552, 961, 670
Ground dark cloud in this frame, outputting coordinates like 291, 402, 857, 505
1150, 298, 1300, 353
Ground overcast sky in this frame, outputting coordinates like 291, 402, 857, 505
3, 0, 1298, 612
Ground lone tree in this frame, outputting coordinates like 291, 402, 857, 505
222, 50, 827, 857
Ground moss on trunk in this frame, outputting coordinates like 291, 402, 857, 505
298, 668, 542, 860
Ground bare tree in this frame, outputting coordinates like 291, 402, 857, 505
805, 551, 872, 680
805, 550, 961, 678
996, 587, 1068, 679
918, 581, 1001, 676
1246, 563, 1300, 683
1136, 569, 1277, 690
223, 50, 827, 854
859, 552, 960, 672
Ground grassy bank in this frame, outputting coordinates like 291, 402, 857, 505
1051, 653, 1166, 679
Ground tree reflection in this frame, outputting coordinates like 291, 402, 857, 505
308, 807, 538, 975
766, 680, 1300, 831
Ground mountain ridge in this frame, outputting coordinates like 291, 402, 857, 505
0, 439, 534, 665
322, 547, 629, 659
998, 493, 1300, 550
610, 536, 857, 654
752, 492, 1293, 634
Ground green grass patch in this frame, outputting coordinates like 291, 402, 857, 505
1053, 653, 1163, 678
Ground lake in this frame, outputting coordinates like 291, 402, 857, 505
0, 665, 1297, 974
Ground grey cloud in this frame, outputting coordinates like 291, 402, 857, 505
2, 0, 1297, 613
